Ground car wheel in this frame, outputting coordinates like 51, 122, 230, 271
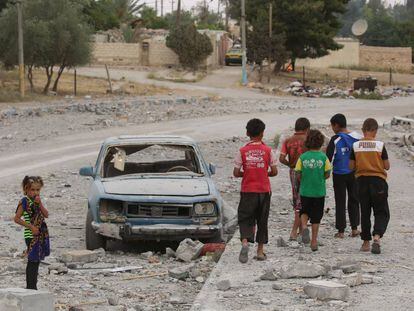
86, 208, 106, 250
225, 61, 230, 66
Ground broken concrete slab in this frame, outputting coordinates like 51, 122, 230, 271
340, 272, 363, 287
216, 279, 231, 291
303, 280, 350, 301
340, 263, 361, 274
260, 268, 278, 281
362, 274, 374, 284
175, 239, 204, 262
279, 262, 326, 279
60, 249, 100, 264
168, 264, 194, 280
0, 288, 54, 311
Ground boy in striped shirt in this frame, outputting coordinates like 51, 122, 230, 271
349, 118, 390, 254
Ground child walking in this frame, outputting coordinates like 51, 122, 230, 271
234, 118, 278, 263
349, 118, 390, 254
295, 130, 331, 251
279, 117, 310, 240
14, 176, 50, 290
326, 113, 361, 238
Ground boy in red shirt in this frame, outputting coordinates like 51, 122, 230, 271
279, 118, 310, 240
234, 119, 278, 263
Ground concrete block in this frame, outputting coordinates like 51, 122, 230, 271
175, 239, 204, 262
304, 280, 350, 301
340, 273, 363, 287
168, 264, 194, 280
280, 262, 327, 279
60, 249, 99, 264
0, 288, 54, 311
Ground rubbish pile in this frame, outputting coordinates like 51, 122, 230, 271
385, 115, 414, 163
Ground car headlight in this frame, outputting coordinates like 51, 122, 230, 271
194, 203, 216, 216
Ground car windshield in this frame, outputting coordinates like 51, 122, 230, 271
102, 144, 203, 178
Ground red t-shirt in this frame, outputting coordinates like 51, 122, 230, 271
280, 133, 307, 168
235, 141, 275, 193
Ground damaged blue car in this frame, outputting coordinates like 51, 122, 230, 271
79, 135, 225, 250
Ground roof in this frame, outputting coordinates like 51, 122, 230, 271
103, 135, 197, 145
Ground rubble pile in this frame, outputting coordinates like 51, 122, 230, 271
384, 115, 414, 164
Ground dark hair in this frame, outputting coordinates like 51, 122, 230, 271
362, 118, 378, 132
22, 176, 44, 194
246, 118, 265, 138
295, 118, 310, 132
330, 113, 347, 128
305, 129, 325, 150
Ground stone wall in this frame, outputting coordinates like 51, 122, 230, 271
359, 46, 412, 72
92, 43, 141, 65
296, 38, 360, 68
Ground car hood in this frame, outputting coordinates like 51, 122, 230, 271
102, 178, 210, 196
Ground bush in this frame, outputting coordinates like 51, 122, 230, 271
166, 23, 213, 70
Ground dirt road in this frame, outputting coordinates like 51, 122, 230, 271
0, 93, 413, 310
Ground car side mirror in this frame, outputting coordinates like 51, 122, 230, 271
79, 166, 94, 177
209, 163, 216, 175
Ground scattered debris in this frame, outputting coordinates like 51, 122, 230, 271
279, 262, 327, 279
303, 280, 350, 301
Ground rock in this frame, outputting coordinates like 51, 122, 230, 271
0, 288, 54, 311
108, 295, 119, 306
328, 269, 344, 279
290, 81, 303, 88
276, 236, 288, 247
340, 263, 361, 274
165, 247, 176, 258
175, 239, 204, 262
280, 262, 326, 279
272, 284, 283, 290
140, 251, 153, 259
290, 241, 300, 249
362, 274, 374, 284
328, 300, 349, 307
303, 280, 350, 301
340, 273, 363, 287
216, 279, 231, 291
196, 276, 205, 283
169, 295, 184, 304
60, 250, 100, 264
168, 264, 193, 280
260, 268, 278, 281
261, 298, 271, 305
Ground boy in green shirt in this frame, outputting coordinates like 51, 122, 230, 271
295, 129, 332, 251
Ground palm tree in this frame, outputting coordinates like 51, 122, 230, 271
113, 0, 144, 23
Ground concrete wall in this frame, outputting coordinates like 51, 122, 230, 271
92, 43, 141, 65
143, 37, 179, 66
296, 38, 360, 68
359, 46, 412, 72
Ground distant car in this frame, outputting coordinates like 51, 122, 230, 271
225, 48, 243, 66
79, 135, 224, 250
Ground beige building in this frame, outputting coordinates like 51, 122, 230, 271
91, 29, 231, 69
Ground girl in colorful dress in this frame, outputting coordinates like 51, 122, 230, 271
14, 176, 50, 290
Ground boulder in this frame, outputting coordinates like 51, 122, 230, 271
175, 239, 204, 262
279, 262, 326, 279
0, 288, 54, 311
304, 280, 350, 301
60, 250, 100, 264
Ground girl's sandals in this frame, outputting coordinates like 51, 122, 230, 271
360, 242, 370, 252
310, 244, 318, 252
254, 253, 267, 261
371, 241, 381, 254
239, 245, 249, 263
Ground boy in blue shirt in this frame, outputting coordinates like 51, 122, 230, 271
326, 114, 361, 239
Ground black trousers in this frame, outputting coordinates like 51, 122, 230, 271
357, 176, 390, 241
25, 238, 40, 290
333, 173, 360, 232
238, 192, 271, 244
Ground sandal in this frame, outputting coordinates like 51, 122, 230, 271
334, 232, 345, 239
371, 241, 381, 254
360, 242, 370, 252
302, 228, 310, 244
239, 245, 249, 263
311, 244, 318, 252
254, 253, 267, 261
350, 230, 361, 237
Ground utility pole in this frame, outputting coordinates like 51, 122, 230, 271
161, 0, 164, 16
241, 0, 248, 85
155, 0, 158, 15
171, 0, 174, 13
267, 2, 272, 82
176, 0, 181, 26
225, 0, 229, 31
17, 0, 25, 98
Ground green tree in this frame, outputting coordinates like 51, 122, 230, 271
0, 0, 92, 94
0, 0, 9, 12
166, 23, 213, 70
140, 6, 169, 29
229, 0, 349, 70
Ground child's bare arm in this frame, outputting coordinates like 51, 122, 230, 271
40, 202, 49, 218
279, 154, 290, 167
296, 172, 301, 182
268, 165, 278, 177
383, 159, 390, 171
14, 203, 39, 235
233, 167, 243, 178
